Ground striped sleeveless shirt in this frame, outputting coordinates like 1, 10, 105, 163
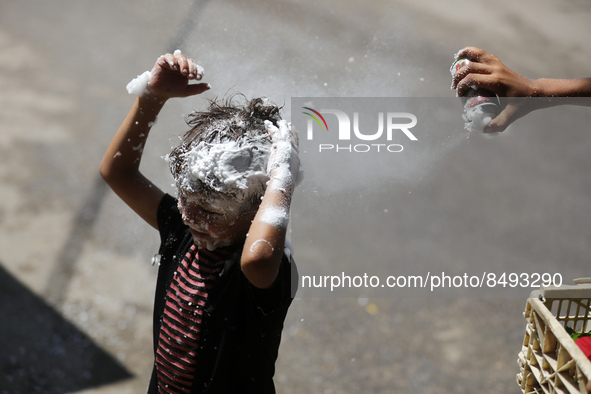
155, 244, 232, 393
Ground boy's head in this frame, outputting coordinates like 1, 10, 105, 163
167, 96, 281, 250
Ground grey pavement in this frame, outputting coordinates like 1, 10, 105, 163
1, 0, 591, 393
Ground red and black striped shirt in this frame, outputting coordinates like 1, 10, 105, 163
155, 244, 232, 393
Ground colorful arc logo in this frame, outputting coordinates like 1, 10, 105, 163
302, 107, 329, 131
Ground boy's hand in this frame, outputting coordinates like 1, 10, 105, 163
145, 51, 210, 101
451, 47, 539, 133
242, 120, 299, 289
265, 120, 301, 189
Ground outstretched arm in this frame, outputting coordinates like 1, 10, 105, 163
100, 52, 210, 230
240, 120, 300, 289
451, 46, 591, 133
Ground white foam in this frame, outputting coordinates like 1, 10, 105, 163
462, 105, 493, 134
192, 62, 205, 78
126, 70, 151, 96
265, 120, 301, 188
177, 139, 270, 197
125, 50, 204, 96
170, 134, 274, 251
249, 238, 274, 253
259, 205, 290, 228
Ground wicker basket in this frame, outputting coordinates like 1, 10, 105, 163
518, 280, 591, 393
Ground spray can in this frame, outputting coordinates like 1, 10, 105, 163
450, 57, 501, 117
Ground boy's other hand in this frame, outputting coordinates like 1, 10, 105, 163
146, 51, 210, 101
451, 46, 539, 133
265, 120, 301, 188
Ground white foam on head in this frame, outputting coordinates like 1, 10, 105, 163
174, 137, 271, 207
182, 140, 269, 192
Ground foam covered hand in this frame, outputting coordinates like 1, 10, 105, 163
126, 50, 209, 100
265, 120, 301, 190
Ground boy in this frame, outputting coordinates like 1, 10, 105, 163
100, 51, 299, 393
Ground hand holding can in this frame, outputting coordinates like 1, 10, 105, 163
450, 55, 501, 132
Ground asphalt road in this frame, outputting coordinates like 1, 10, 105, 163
1, 0, 590, 393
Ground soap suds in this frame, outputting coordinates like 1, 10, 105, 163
259, 205, 290, 228
265, 120, 301, 188
462, 105, 499, 137
126, 50, 204, 96
250, 238, 274, 253
253, 119, 300, 229
175, 139, 270, 201
126, 70, 151, 96
462, 105, 492, 133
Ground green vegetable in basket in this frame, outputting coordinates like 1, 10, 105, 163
565, 326, 591, 341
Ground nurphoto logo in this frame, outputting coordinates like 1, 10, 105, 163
302, 106, 418, 153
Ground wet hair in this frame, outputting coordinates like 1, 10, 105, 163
168, 95, 281, 206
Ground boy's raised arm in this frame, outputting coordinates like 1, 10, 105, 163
100, 52, 209, 230
241, 120, 300, 289
100, 97, 167, 229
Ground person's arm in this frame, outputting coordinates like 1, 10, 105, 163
100, 52, 210, 230
534, 78, 591, 99
451, 46, 591, 132
240, 120, 300, 289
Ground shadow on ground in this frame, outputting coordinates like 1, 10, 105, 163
0, 263, 132, 394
